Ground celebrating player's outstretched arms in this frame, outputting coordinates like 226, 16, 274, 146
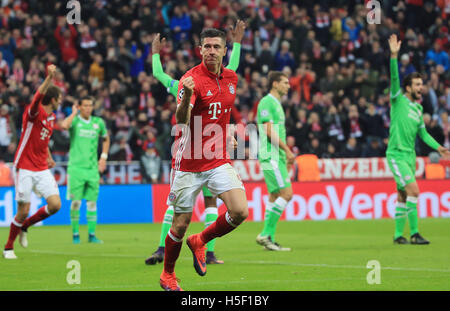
3, 64, 63, 259
386, 34, 450, 246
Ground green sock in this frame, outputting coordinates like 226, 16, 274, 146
406, 196, 419, 236
204, 207, 218, 252
70, 201, 81, 235
394, 202, 407, 239
159, 206, 174, 247
261, 201, 274, 237
87, 201, 97, 236
267, 197, 288, 242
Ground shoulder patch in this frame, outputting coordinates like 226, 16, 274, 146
178, 88, 184, 100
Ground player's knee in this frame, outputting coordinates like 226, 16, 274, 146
71, 200, 81, 210
47, 199, 62, 214
87, 201, 97, 211
230, 207, 248, 224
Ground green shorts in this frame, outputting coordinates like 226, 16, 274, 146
202, 186, 212, 198
386, 151, 416, 191
260, 158, 291, 194
67, 167, 100, 201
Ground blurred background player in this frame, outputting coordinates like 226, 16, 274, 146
387, 34, 450, 245
61, 96, 110, 244
256, 71, 294, 252
3, 64, 62, 259
145, 20, 245, 266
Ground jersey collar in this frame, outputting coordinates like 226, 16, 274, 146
200, 61, 225, 79
79, 115, 92, 124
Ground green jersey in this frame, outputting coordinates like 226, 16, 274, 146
257, 93, 286, 161
68, 115, 108, 170
387, 58, 440, 154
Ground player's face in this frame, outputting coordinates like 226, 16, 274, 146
409, 78, 423, 101
276, 76, 290, 96
80, 100, 94, 118
200, 37, 227, 68
52, 94, 62, 110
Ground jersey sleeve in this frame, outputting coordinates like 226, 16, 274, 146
69, 116, 78, 136
390, 58, 402, 103
418, 117, 441, 150
28, 91, 44, 119
176, 75, 197, 108
99, 118, 108, 138
152, 53, 178, 97
225, 42, 241, 72
257, 98, 274, 123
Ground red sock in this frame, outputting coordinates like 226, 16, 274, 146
5, 217, 23, 250
200, 212, 238, 244
22, 206, 50, 231
163, 229, 184, 274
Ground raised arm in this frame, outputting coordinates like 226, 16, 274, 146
61, 102, 79, 130
226, 20, 245, 72
388, 34, 402, 101
30, 64, 57, 117
152, 33, 178, 96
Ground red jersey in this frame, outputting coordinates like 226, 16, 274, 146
14, 91, 55, 171
173, 62, 238, 172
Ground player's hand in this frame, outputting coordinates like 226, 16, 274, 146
152, 33, 166, 55
182, 77, 195, 97
286, 149, 295, 166
47, 157, 56, 169
47, 64, 57, 78
388, 34, 401, 57
230, 20, 246, 44
98, 158, 107, 173
437, 146, 450, 159
71, 103, 79, 115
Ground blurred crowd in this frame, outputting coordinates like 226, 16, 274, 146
0, 0, 449, 183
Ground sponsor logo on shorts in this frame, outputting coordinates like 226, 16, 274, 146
168, 192, 177, 202
18, 192, 24, 198
405, 175, 411, 181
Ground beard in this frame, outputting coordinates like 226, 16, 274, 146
412, 91, 422, 101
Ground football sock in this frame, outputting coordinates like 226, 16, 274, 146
267, 197, 288, 241
394, 202, 407, 239
163, 229, 183, 274
5, 217, 23, 250
22, 206, 50, 231
159, 206, 174, 248
406, 196, 419, 236
70, 200, 81, 235
86, 201, 97, 236
204, 207, 218, 252
260, 201, 274, 237
200, 211, 238, 244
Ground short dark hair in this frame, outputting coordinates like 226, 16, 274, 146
403, 72, 422, 89
42, 85, 61, 106
268, 71, 287, 89
80, 95, 94, 104
200, 28, 226, 45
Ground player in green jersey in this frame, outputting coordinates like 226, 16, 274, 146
61, 96, 110, 244
145, 20, 245, 265
256, 71, 295, 251
387, 34, 450, 245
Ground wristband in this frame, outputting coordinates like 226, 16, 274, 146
100, 153, 108, 160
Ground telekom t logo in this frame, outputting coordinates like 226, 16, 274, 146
208, 102, 222, 120
40, 128, 50, 140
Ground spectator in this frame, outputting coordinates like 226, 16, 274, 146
425, 39, 450, 72
170, 5, 192, 43
340, 137, 361, 158
0, 104, 14, 156
274, 40, 295, 71
54, 16, 78, 64
418, 114, 445, 156
140, 141, 161, 184
398, 53, 416, 85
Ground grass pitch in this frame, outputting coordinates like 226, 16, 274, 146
1, 218, 449, 291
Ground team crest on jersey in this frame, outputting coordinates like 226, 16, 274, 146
228, 83, 235, 94
168, 192, 177, 202
261, 110, 269, 117
178, 88, 184, 100
93, 124, 99, 129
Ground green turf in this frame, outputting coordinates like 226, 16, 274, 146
1, 218, 449, 291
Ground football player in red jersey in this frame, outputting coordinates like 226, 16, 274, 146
159, 28, 248, 291
3, 64, 63, 259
